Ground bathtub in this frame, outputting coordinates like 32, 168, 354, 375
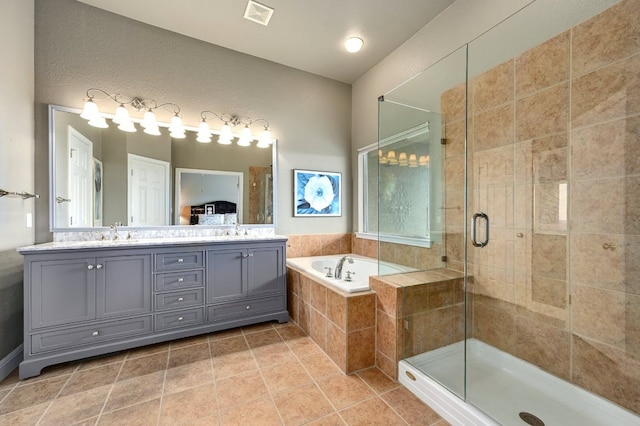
286, 254, 414, 293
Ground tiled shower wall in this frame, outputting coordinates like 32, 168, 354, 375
442, 0, 640, 413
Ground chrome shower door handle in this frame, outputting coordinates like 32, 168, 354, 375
471, 212, 489, 248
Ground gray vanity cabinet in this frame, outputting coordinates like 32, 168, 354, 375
20, 237, 288, 379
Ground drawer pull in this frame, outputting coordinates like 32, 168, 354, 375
246, 305, 251, 310
92, 331, 99, 337
87, 265, 94, 270
177, 258, 184, 263
178, 277, 184, 282
178, 297, 184, 302
96, 264, 103, 269
177, 317, 184, 321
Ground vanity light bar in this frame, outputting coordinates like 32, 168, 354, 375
81, 88, 273, 148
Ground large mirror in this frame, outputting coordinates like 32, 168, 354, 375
49, 105, 277, 231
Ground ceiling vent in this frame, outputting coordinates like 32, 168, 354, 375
243, 0, 274, 26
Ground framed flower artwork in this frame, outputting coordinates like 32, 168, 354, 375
293, 169, 341, 216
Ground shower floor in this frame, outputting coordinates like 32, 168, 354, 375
402, 339, 639, 426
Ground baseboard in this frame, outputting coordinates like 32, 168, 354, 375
0, 345, 23, 381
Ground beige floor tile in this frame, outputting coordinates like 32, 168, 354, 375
382, 387, 442, 425
169, 334, 210, 349
299, 352, 342, 381
316, 374, 375, 410
244, 329, 283, 349
59, 363, 120, 397
168, 342, 211, 368
338, 397, 406, 425
0, 369, 19, 391
261, 360, 312, 394
273, 383, 334, 425
0, 376, 68, 416
97, 398, 161, 426
0, 401, 50, 425
103, 371, 165, 413
208, 328, 243, 341
306, 413, 347, 425
126, 342, 171, 360
164, 360, 213, 396
356, 368, 400, 394
159, 383, 217, 425
212, 351, 258, 381
241, 322, 276, 335
286, 336, 324, 358
215, 370, 268, 411
39, 385, 111, 426
252, 342, 297, 368
117, 351, 168, 382
210, 336, 249, 357
188, 414, 220, 425
76, 352, 127, 372
219, 396, 281, 425
275, 323, 307, 341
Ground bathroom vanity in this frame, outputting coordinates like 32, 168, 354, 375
18, 236, 288, 379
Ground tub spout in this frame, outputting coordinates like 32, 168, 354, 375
335, 256, 354, 279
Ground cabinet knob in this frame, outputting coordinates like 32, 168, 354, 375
177, 317, 184, 321
246, 305, 251, 310
177, 278, 184, 282
96, 264, 103, 269
177, 258, 184, 263
178, 297, 184, 302
92, 331, 99, 336
87, 265, 94, 270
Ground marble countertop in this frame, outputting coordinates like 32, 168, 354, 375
17, 234, 288, 253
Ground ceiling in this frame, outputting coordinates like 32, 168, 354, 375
76, 0, 455, 84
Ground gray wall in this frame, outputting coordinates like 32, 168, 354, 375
0, 0, 34, 365
34, 0, 352, 241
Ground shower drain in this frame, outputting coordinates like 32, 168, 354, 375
519, 412, 545, 426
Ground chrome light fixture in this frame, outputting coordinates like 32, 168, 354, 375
80, 88, 274, 147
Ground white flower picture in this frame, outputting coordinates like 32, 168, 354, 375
294, 169, 341, 216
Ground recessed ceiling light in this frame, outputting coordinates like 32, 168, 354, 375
344, 37, 364, 53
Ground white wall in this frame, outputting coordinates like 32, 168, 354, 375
0, 0, 35, 250
0, 0, 34, 366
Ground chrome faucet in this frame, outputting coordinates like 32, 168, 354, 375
110, 222, 122, 240
334, 256, 354, 279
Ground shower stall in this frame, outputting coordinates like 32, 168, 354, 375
374, 0, 640, 424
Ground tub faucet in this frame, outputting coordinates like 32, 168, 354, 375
335, 256, 354, 279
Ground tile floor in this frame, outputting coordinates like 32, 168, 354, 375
0, 321, 448, 425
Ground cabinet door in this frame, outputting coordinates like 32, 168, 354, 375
248, 245, 284, 297
97, 254, 152, 318
30, 258, 96, 329
207, 249, 246, 303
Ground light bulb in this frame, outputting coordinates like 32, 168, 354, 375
345, 37, 364, 53
170, 130, 186, 139
143, 124, 161, 136
408, 154, 418, 167
257, 128, 272, 148
88, 116, 108, 128
113, 104, 129, 124
398, 152, 408, 166
141, 109, 156, 129
197, 120, 212, 143
118, 120, 136, 133
237, 125, 252, 147
387, 150, 397, 165
217, 134, 232, 145
80, 99, 99, 120
220, 122, 233, 141
169, 114, 184, 133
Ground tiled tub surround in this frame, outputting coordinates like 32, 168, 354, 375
286, 266, 376, 374
370, 270, 465, 380
441, 0, 640, 414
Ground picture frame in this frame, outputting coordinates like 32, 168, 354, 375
293, 169, 341, 217
93, 158, 103, 226
204, 204, 215, 215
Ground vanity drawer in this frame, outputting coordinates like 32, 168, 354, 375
155, 270, 204, 291
30, 316, 152, 354
155, 288, 204, 311
155, 251, 204, 271
208, 296, 285, 322
155, 307, 204, 330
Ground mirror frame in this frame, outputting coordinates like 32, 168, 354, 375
48, 104, 279, 232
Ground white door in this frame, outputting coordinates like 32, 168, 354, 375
68, 127, 93, 227
128, 154, 170, 226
